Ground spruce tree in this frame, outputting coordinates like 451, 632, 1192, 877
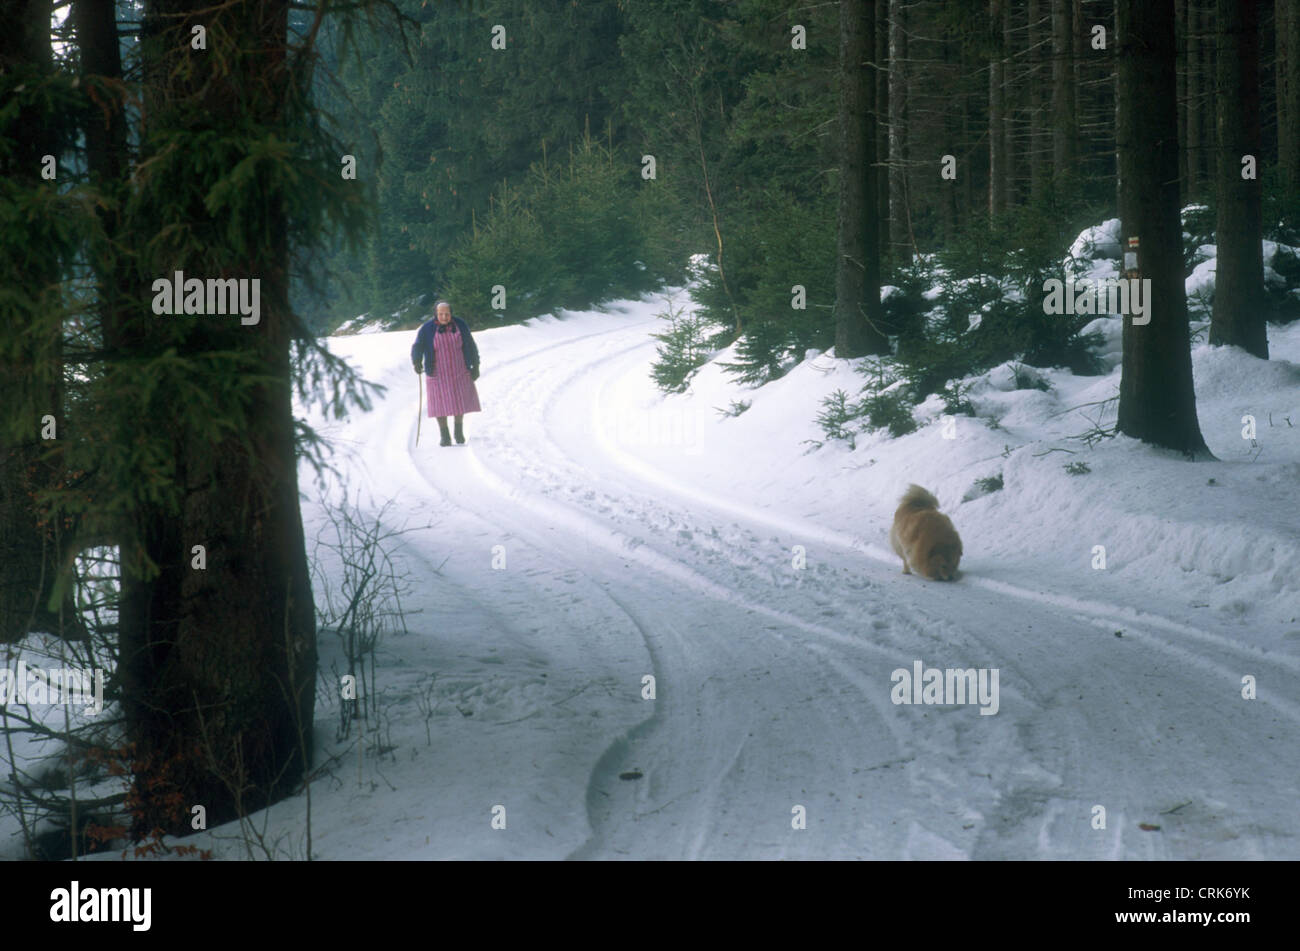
1116, 0, 1212, 458
834, 0, 888, 358
1210, 0, 1268, 358
114, 0, 319, 835
0, 0, 78, 641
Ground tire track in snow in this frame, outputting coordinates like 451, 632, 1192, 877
421, 315, 1049, 857
440, 409, 930, 856
584, 338, 1300, 719
381, 312, 1299, 857
402, 316, 975, 857
311, 322, 672, 857
517, 319, 1300, 858
456, 317, 1123, 856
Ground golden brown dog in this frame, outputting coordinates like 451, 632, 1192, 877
889, 484, 962, 581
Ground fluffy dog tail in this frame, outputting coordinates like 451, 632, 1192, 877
898, 483, 940, 511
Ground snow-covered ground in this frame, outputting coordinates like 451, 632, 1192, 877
5, 243, 1299, 861
268, 288, 1300, 859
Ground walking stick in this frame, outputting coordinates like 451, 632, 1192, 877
415, 371, 423, 446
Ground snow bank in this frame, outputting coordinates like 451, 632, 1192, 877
647, 266, 1300, 643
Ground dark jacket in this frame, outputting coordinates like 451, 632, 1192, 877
411, 315, 479, 377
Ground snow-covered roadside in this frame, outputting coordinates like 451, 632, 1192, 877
1, 313, 655, 862
249, 311, 660, 860
632, 315, 1300, 645
5, 244, 1297, 861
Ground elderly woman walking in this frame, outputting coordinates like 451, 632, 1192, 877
410, 300, 481, 446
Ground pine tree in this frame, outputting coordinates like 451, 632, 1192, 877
1116, 0, 1212, 457
1186, 0, 1209, 199
115, 0, 319, 835
1210, 0, 1267, 357
834, 0, 888, 358
989, 0, 1008, 217
1051, 0, 1077, 177
73, 0, 130, 352
1028, 0, 1049, 201
0, 0, 76, 641
1277, 0, 1300, 190
887, 0, 912, 263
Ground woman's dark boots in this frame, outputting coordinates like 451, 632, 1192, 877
454, 415, 465, 444
437, 416, 452, 446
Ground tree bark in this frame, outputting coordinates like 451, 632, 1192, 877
888, 0, 911, 263
962, 66, 976, 231
1028, 0, 1048, 201
990, 0, 1007, 218
876, 0, 890, 264
1211, 0, 1267, 357
1051, 0, 1077, 177
1116, 0, 1212, 457
835, 0, 888, 358
119, 0, 317, 837
1278, 0, 1300, 189
0, 0, 67, 643
1002, 0, 1017, 209
1176, 0, 1189, 199
1071, 0, 1085, 178
938, 20, 959, 239
72, 0, 130, 354
1186, 0, 1205, 198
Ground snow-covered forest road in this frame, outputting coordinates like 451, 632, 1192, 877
303, 302, 1300, 860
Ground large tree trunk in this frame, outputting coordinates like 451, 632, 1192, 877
875, 0, 890, 265
938, 22, 959, 240
1176, 0, 1190, 198
1051, 0, 1077, 178
1116, 0, 1212, 457
989, 0, 1007, 218
887, 0, 911, 263
1278, 0, 1300, 189
835, 0, 888, 358
1002, 0, 1017, 210
1186, 0, 1207, 198
0, 0, 67, 643
1211, 0, 1267, 357
1028, 0, 1049, 202
1072, 0, 1086, 173
119, 0, 316, 837
73, 0, 130, 354
962, 71, 976, 232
